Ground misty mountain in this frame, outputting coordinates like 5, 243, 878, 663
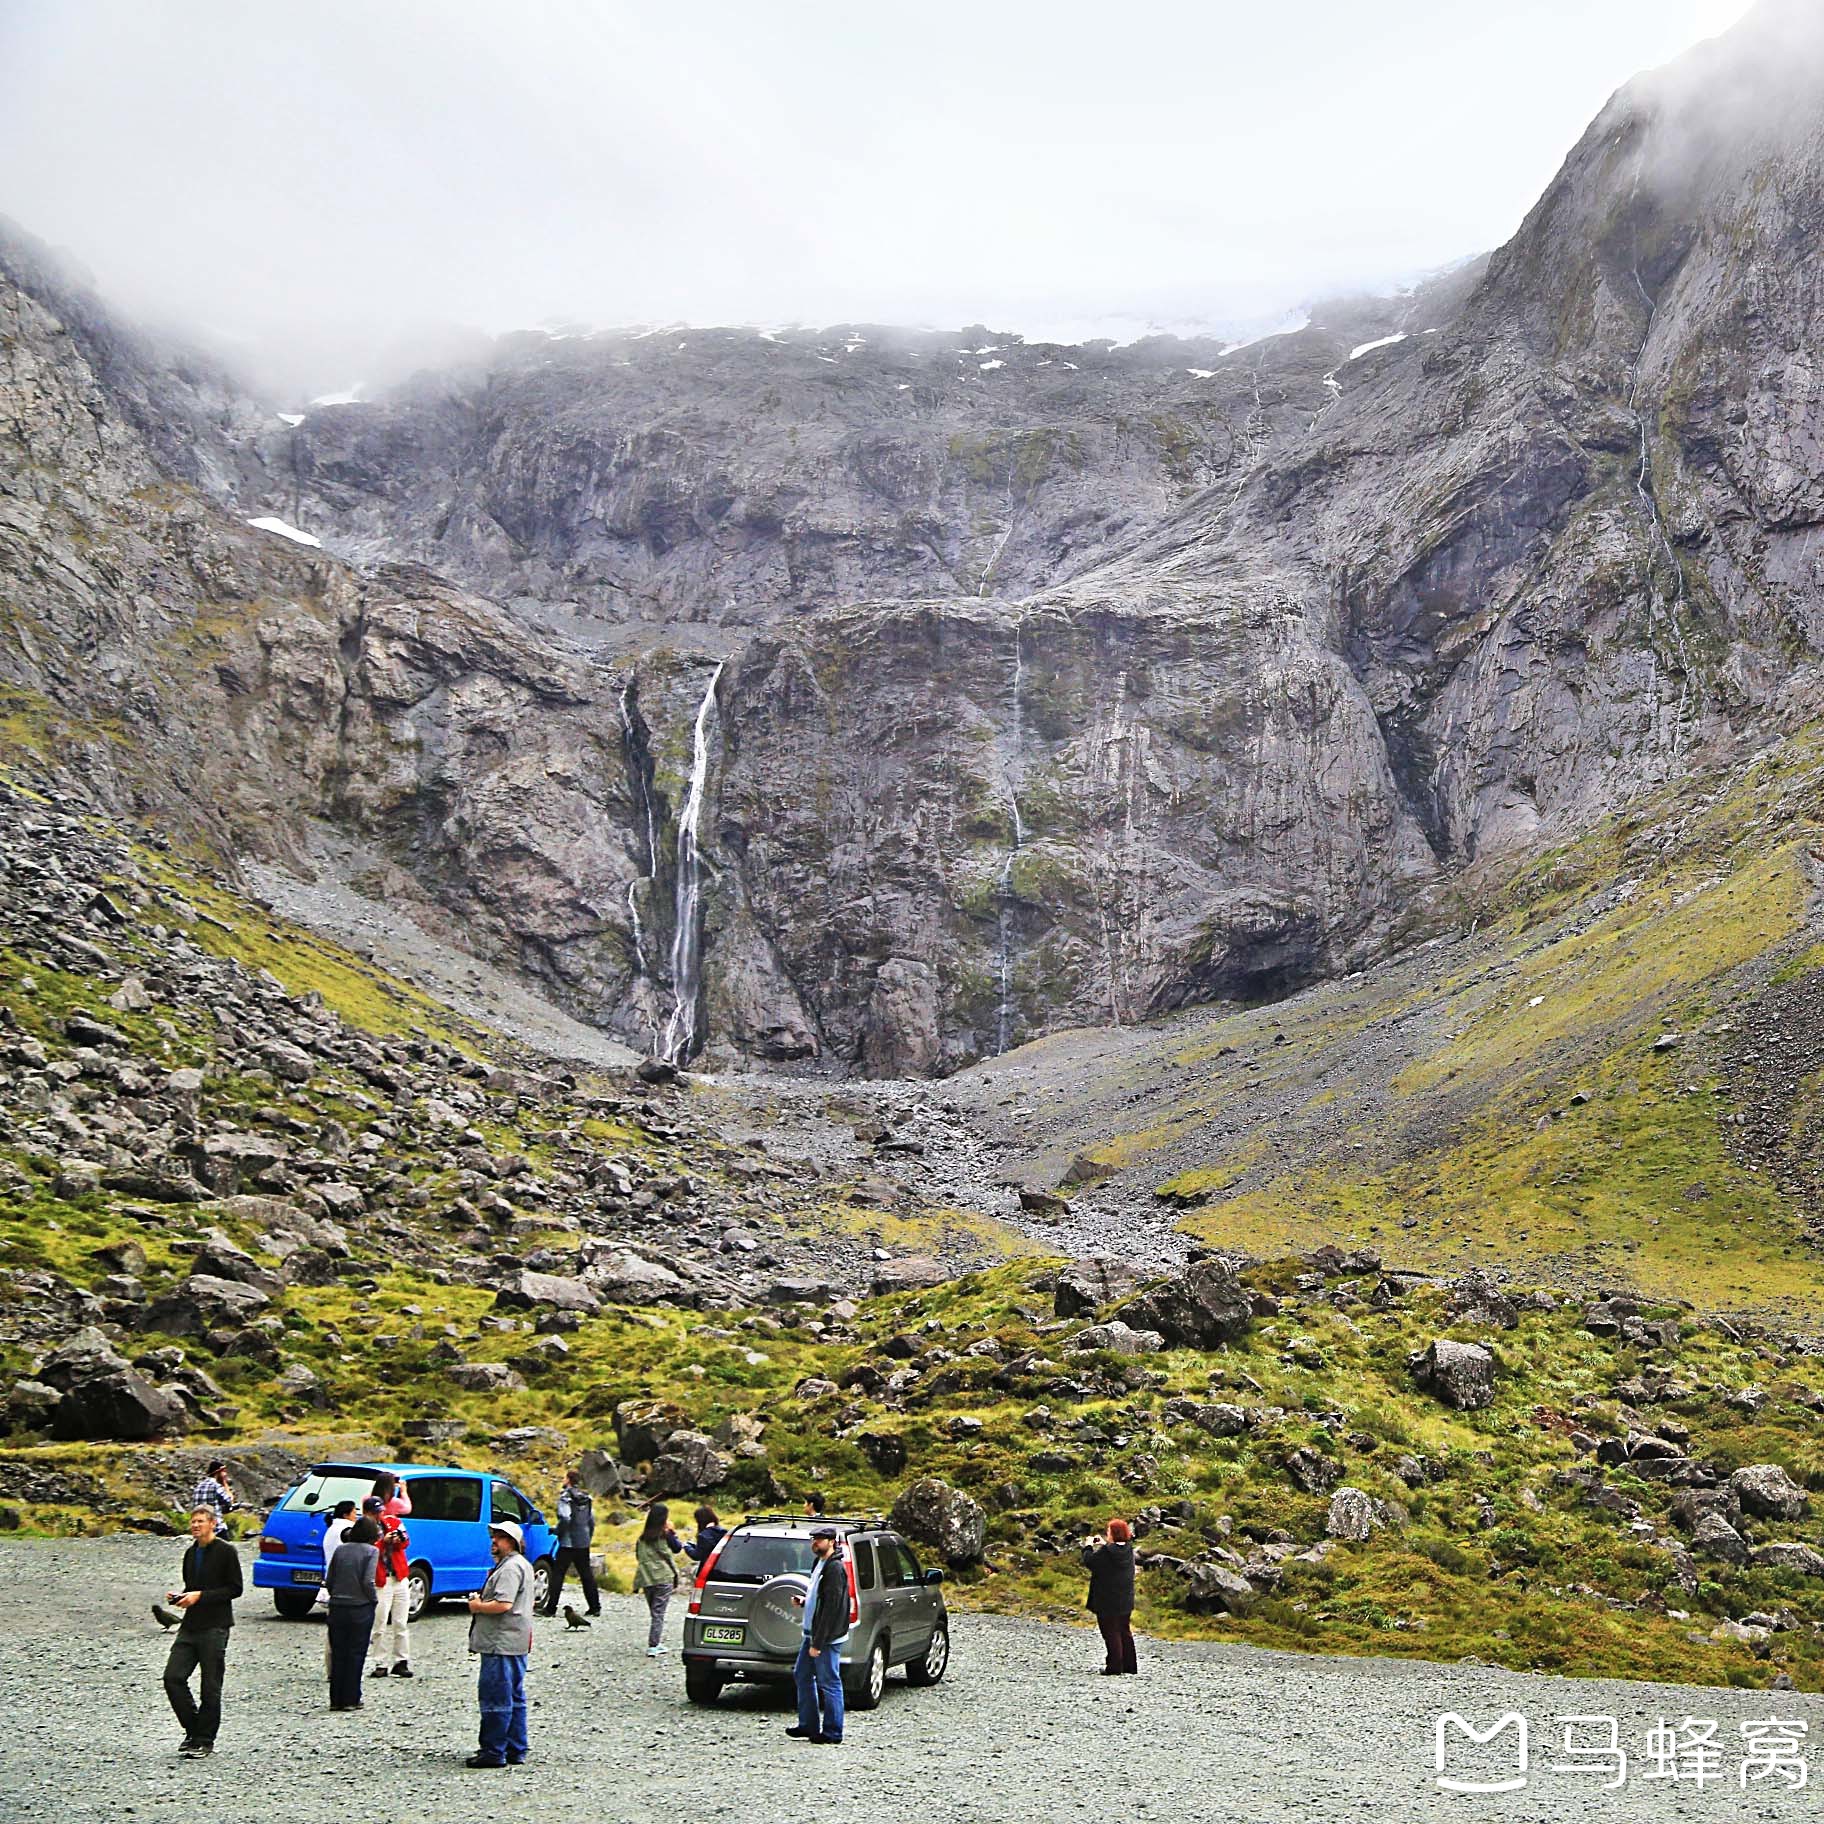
3, 0, 1823, 1076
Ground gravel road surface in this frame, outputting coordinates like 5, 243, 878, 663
1, 1536, 1818, 1823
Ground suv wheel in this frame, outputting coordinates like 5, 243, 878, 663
905, 1621, 949, 1686
406, 1561, 434, 1622
272, 1589, 316, 1620
684, 1663, 724, 1706
845, 1638, 887, 1711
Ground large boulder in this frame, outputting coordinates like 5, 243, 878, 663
1325, 1487, 1389, 1542
1183, 1560, 1254, 1612
33, 1327, 130, 1391
1690, 1512, 1749, 1564
1750, 1542, 1824, 1578
495, 1269, 601, 1316
1285, 1447, 1343, 1495
1161, 1398, 1252, 1437
890, 1477, 986, 1565
1071, 1320, 1165, 1356
1053, 1257, 1144, 1318
613, 1397, 691, 1463
1730, 1463, 1809, 1521
1445, 1266, 1519, 1331
577, 1447, 625, 1496
142, 1274, 271, 1336
256, 1038, 316, 1083
581, 1247, 688, 1304
2, 1379, 63, 1433
445, 1361, 528, 1393
646, 1430, 730, 1496
1408, 1337, 1496, 1410
51, 1369, 187, 1440
1117, 1258, 1252, 1348
869, 1255, 950, 1295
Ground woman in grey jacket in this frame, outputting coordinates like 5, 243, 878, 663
325, 1517, 380, 1710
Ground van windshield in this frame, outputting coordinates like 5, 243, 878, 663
710, 1533, 818, 1583
280, 1469, 379, 1516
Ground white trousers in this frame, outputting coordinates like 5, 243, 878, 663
372, 1577, 411, 1665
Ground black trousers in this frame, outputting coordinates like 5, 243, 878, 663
544, 1545, 600, 1614
327, 1605, 375, 1708
164, 1627, 229, 1743
1097, 1612, 1138, 1674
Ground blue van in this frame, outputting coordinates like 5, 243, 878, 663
254, 1460, 556, 1620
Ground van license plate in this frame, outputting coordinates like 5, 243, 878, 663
701, 1624, 744, 1645
290, 1569, 323, 1585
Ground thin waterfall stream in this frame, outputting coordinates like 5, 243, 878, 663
994, 619, 1026, 1055
662, 660, 726, 1064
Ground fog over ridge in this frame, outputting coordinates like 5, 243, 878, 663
0, 0, 1768, 393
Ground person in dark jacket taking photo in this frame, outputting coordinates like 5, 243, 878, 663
1083, 1517, 1137, 1676
542, 1468, 599, 1618
162, 1504, 242, 1756
787, 1524, 850, 1745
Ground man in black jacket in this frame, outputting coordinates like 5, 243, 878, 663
786, 1525, 850, 1745
540, 1468, 599, 1617
163, 1504, 243, 1755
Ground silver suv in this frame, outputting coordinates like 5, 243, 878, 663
681, 1515, 951, 1710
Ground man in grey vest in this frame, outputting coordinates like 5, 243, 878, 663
465, 1520, 534, 1768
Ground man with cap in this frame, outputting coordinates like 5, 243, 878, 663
787, 1524, 849, 1745
464, 1519, 534, 1768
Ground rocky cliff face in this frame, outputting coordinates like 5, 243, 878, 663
5, 2, 1824, 1076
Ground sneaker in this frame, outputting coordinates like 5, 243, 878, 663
505, 1755, 526, 1766
392, 1661, 413, 1679
181, 1741, 215, 1757
816, 1735, 843, 1745
464, 1754, 505, 1770
646, 1644, 667, 1657
370, 1664, 389, 1677
785, 1726, 815, 1738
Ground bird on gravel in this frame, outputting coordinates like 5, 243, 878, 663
152, 1602, 183, 1629
562, 1604, 591, 1630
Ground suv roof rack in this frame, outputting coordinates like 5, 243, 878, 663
741, 1513, 891, 1530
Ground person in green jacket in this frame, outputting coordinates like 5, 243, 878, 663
632, 1503, 685, 1657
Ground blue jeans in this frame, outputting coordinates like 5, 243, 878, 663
794, 1640, 844, 1741
476, 1654, 529, 1763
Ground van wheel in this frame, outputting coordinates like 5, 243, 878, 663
532, 1557, 553, 1613
273, 1590, 317, 1620
406, 1562, 434, 1622
685, 1663, 724, 1706
906, 1622, 949, 1685
844, 1639, 887, 1711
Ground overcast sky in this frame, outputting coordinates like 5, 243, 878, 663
0, 0, 1758, 380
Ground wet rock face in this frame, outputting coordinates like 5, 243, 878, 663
8, 10, 1824, 1078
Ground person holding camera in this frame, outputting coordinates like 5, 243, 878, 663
1082, 1516, 1138, 1675
161, 1504, 242, 1756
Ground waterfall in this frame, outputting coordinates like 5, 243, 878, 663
995, 620, 1026, 1055
663, 660, 726, 1065
618, 675, 662, 977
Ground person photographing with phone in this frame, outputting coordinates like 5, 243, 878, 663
1082, 1516, 1138, 1676
161, 1504, 242, 1756
785, 1524, 849, 1745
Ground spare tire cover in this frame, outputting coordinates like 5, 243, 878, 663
748, 1572, 812, 1657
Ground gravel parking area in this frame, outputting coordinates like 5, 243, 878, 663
2, 1535, 1819, 1823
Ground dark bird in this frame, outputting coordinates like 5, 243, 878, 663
562, 1604, 591, 1630
153, 1603, 183, 1629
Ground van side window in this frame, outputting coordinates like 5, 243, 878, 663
852, 1538, 877, 1591
409, 1476, 482, 1522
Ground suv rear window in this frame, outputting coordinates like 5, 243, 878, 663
281, 1469, 377, 1514
710, 1532, 817, 1583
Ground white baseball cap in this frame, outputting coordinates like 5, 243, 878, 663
489, 1520, 524, 1549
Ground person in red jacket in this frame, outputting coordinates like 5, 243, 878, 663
363, 1487, 415, 1679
